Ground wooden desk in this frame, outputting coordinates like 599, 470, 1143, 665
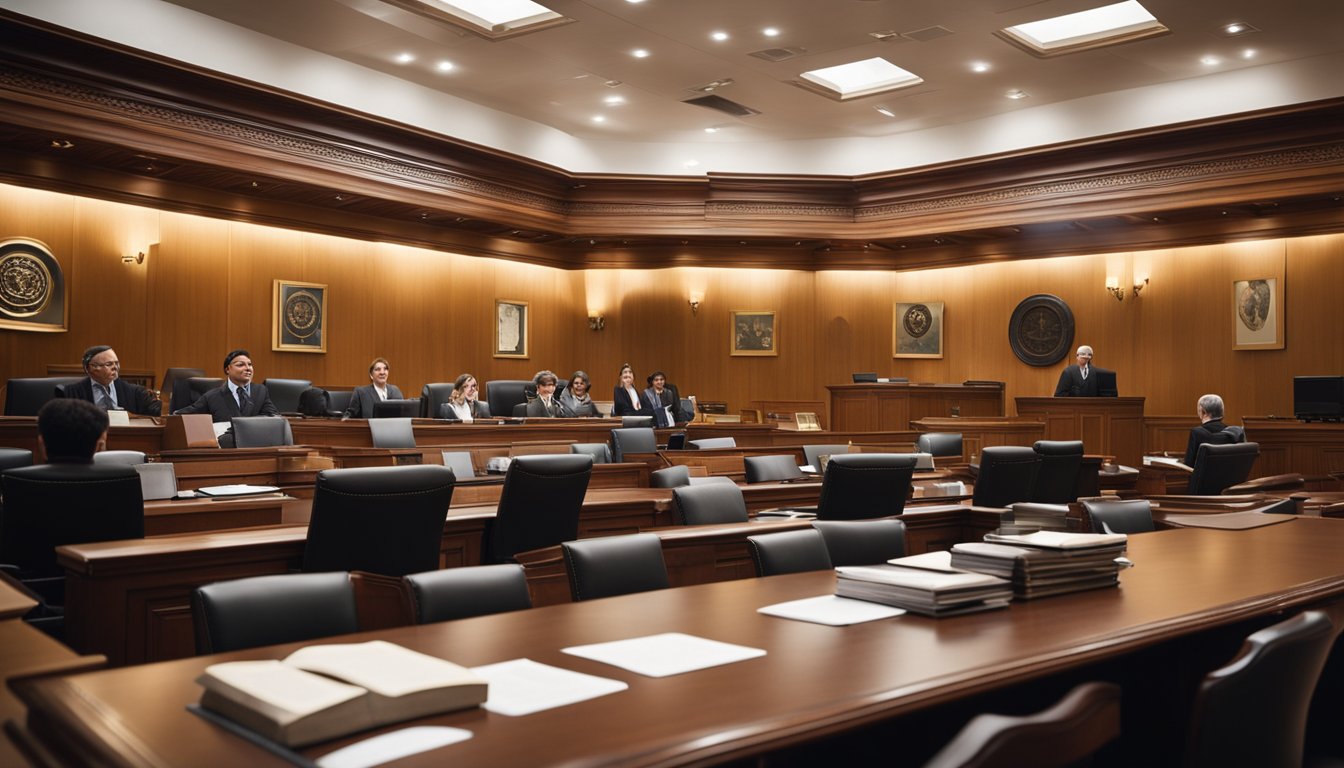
0, 574, 38, 620
0, 619, 105, 767
18, 520, 1344, 767
1242, 418, 1344, 477
1015, 396, 1145, 467
828, 382, 1006, 432
144, 495, 290, 536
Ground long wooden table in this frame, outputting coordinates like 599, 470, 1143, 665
16, 519, 1344, 767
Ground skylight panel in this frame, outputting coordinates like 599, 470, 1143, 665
998, 1, 1168, 57
382, 0, 571, 40
797, 57, 923, 101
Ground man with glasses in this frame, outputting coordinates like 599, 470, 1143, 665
58, 345, 161, 416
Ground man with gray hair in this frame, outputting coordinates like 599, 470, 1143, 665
1183, 393, 1235, 466
1053, 345, 1099, 397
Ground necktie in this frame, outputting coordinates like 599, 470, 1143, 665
1081, 366, 1089, 380
237, 386, 251, 412
95, 384, 114, 410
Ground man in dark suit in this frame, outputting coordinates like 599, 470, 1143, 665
525, 370, 571, 418
58, 345, 161, 416
1183, 393, 1238, 466
342, 357, 404, 419
173, 349, 279, 446
1054, 345, 1100, 397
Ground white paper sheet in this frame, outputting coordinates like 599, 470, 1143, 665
470, 658, 628, 716
316, 726, 472, 768
757, 595, 905, 625
561, 633, 766, 678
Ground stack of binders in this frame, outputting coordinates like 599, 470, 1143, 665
834, 564, 1013, 617
950, 530, 1129, 600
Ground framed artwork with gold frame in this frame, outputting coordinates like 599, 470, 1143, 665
272, 280, 327, 353
494, 299, 529, 358
731, 310, 777, 356
894, 301, 943, 359
0, 238, 67, 333
1232, 276, 1284, 350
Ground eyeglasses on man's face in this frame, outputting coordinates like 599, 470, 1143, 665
89, 361, 120, 369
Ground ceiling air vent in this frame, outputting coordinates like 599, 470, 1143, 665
902, 25, 955, 42
682, 94, 760, 118
748, 46, 807, 62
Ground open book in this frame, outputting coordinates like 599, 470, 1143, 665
196, 640, 487, 747
1142, 455, 1192, 471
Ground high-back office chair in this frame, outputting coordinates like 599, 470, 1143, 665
917, 432, 963, 459
191, 572, 358, 654
1188, 442, 1260, 495
812, 519, 907, 566
802, 444, 851, 470
924, 681, 1122, 768
512, 403, 530, 417
302, 465, 455, 576
485, 380, 530, 422
0, 448, 35, 472
651, 465, 691, 488
972, 447, 1041, 508
368, 417, 416, 449
610, 427, 656, 463
180, 377, 225, 411
4, 377, 84, 416
326, 390, 354, 414
162, 367, 206, 413
419, 383, 455, 418
484, 454, 593, 564
261, 378, 311, 414
688, 437, 737, 450
743, 455, 804, 484
92, 450, 147, 466
1081, 499, 1155, 534
561, 533, 669, 601
1030, 440, 1085, 504
1185, 610, 1334, 768
570, 443, 611, 464
231, 416, 295, 448
621, 415, 654, 428
746, 529, 833, 576
402, 565, 532, 623
671, 483, 749, 525
816, 454, 917, 520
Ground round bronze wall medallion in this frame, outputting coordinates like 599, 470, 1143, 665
902, 304, 933, 338
1009, 294, 1075, 367
0, 249, 54, 318
283, 290, 322, 340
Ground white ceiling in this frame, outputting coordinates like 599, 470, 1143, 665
8, 0, 1344, 176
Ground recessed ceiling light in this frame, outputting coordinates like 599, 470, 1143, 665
998, 0, 1168, 57
436, 60, 455, 72
874, 106, 896, 117
1200, 55, 1221, 66
1241, 48, 1257, 59
762, 27, 780, 37
1218, 21, 1260, 37
799, 57, 923, 100
970, 61, 991, 73
1225, 23, 1245, 34
591, 115, 606, 123
395, 52, 415, 64
626, 0, 645, 3
704, 127, 719, 133
419, 0, 568, 38
1005, 89, 1030, 100
631, 48, 650, 58
683, 159, 701, 168
604, 95, 626, 105
711, 31, 729, 42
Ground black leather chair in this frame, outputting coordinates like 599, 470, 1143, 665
972, 447, 1041, 508
402, 564, 532, 623
924, 681, 1122, 768
184, 377, 225, 405
511, 402, 530, 417
1186, 610, 1334, 768
419, 382, 456, 418
92, 450, 147, 466
802, 444, 850, 469
747, 528, 833, 576
1081, 498, 1155, 534
570, 443, 611, 464
191, 572, 358, 654
688, 437, 736, 449
1224, 425, 1247, 443
666, 432, 686, 450
917, 432, 963, 458
297, 387, 340, 417
1030, 440, 1085, 504
561, 533, 669, 601
651, 465, 691, 488
231, 416, 294, 447
484, 454, 593, 564
672, 483, 749, 525
261, 378, 312, 415
621, 415, 654, 428
816, 453, 917, 520
485, 380, 530, 422
1188, 442, 1260, 495
743, 455, 804, 484
610, 427, 656, 463
327, 390, 354, 414
368, 417, 416, 448
0, 448, 34, 472
812, 519, 907, 566
302, 465, 455, 576
4, 377, 84, 416
162, 367, 206, 413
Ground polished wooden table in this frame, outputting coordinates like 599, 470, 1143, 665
17, 519, 1344, 767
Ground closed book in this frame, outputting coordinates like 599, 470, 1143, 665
835, 565, 1012, 616
196, 640, 487, 747
982, 530, 1128, 551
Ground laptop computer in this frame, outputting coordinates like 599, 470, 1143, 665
134, 462, 179, 501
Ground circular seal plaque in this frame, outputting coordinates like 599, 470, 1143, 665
902, 304, 933, 339
283, 290, 322, 340
1008, 294, 1075, 367
0, 249, 54, 318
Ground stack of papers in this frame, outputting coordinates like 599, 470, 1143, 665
834, 564, 1012, 617
951, 531, 1128, 599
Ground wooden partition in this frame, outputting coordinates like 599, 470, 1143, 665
827, 382, 1005, 432
1016, 397, 1145, 467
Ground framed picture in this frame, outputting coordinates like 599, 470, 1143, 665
494, 299, 529, 358
894, 301, 944, 358
731, 310, 777, 356
272, 279, 326, 353
1232, 277, 1283, 350
0, 238, 68, 333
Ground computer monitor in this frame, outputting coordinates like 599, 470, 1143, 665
1294, 375, 1344, 422
1094, 369, 1118, 397
372, 398, 419, 418
851, 372, 878, 383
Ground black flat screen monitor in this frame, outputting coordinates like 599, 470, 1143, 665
372, 398, 419, 418
1094, 369, 1118, 397
1294, 376, 1344, 422
851, 372, 878, 383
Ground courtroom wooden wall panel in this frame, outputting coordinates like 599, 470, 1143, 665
150, 213, 232, 375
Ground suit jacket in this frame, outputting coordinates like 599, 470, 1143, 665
1184, 419, 1236, 466
558, 389, 598, 417
343, 383, 404, 419
60, 378, 161, 416
174, 383, 279, 422
612, 386, 644, 417
643, 387, 680, 428
1054, 365, 1100, 397
439, 399, 490, 421
526, 397, 570, 418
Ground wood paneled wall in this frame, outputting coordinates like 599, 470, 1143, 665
1, 183, 1339, 422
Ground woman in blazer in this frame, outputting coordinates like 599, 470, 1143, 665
611, 363, 644, 418
559, 370, 598, 417
443, 373, 490, 421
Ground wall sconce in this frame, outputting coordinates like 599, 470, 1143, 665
688, 299, 700, 315
587, 315, 605, 331
1132, 277, 1149, 298
122, 251, 145, 265
1105, 276, 1124, 302
688, 291, 703, 315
